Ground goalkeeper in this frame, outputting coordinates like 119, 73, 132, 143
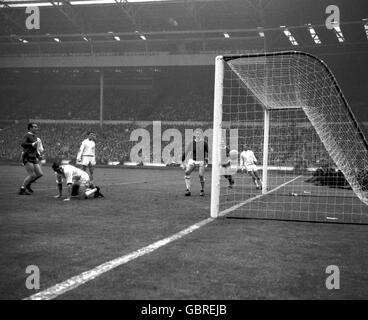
181, 130, 209, 197
52, 160, 104, 201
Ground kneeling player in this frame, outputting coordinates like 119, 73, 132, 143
52, 161, 104, 201
240, 146, 262, 190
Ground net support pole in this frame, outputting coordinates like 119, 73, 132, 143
99, 69, 104, 129
262, 109, 270, 194
210, 56, 224, 218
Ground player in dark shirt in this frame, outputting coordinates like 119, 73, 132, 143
181, 129, 209, 196
19, 123, 44, 195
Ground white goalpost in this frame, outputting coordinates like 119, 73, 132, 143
211, 51, 368, 223
262, 109, 270, 194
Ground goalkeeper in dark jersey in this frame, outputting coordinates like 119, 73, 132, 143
181, 129, 209, 196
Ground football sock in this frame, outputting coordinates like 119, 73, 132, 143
25, 176, 39, 189
185, 176, 190, 190
199, 176, 205, 190
85, 188, 97, 197
22, 176, 32, 189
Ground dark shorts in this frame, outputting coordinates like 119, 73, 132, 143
23, 157, 39, 165
71, 184, 80, 196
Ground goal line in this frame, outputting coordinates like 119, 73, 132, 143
219, 175, 302, 217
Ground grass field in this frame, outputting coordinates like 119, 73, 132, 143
221, 172, 368, 224
0, 164, 368, 300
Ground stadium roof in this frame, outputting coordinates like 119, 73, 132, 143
0, 0, 367, 56
1, 0, 178, 6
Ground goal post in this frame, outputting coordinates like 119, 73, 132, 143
262, 109, 270, 195
210, 56, 225, 217
210, 51, 368, 223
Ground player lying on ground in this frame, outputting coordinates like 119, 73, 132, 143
240, 145, 262, 190
77, 131, 96, 185
19, 123, 44, 195
181, 129, 209, 196
52, 161, 104, 201
305, 164, 350, 188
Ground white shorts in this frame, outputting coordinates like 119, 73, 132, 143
79, 156, 96, 166
55, 175, 90, 187
73, 176, 90, 186
244, 164, 258, 172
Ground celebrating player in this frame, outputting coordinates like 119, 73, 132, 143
240, 145, 262, 190
77, 131, 96, 185
18, 123, 44, 195
181, 129, 209, 196
52, 160, 103, 201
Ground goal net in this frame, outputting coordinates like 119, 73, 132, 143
210, 51, 368, 223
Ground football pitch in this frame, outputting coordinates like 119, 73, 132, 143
0, 164, 368, 300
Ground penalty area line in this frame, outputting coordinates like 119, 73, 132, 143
24, 218, 213, 300
24, 175, 301, 300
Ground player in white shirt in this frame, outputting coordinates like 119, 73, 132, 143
240, 145, 262, 190
77, 132, 96, 185
52, 161, 103, 201
221, 144, 235, 188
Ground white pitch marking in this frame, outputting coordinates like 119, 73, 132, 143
219, 175, 302, 216
24, 217, 214, 300
24, 176, 300, 300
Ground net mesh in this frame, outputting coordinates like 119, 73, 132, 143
217, 52, 368, 223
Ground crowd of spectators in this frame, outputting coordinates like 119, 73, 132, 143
0, 85, 213, 121
0, 123, 134, 164
0, 87, 100, 120
0, 75, 366, 167
0, 121, 339, 168
147, 90, 212, 121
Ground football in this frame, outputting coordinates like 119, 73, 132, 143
229, 149, 238, 161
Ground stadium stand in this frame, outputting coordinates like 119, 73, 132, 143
0, 63, 366, 166
0, 120, 344, 167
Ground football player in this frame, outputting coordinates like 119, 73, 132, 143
240, 145, 262, 190
19, 123, 44, 195
52, 161, 103, 201
221, 141, 235, 188
181, 129, 209, 196
77, 131, 96, 186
